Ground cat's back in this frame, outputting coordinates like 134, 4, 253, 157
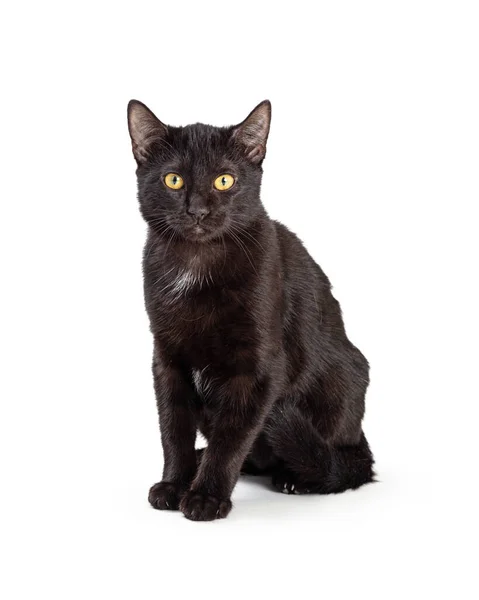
273, 220, 331, 292
272, 219, 348, 352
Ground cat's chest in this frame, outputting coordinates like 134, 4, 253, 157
146, 266, 255, 363
161, 267, 214, 299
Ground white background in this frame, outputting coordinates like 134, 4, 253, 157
1, 1, 478, 598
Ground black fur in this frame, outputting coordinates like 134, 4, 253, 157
127, 100, 375, 521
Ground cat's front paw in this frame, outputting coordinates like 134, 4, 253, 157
148, 481, 185, 510
180, 490, 232, 521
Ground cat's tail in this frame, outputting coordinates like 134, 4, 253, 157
264, 405, 375, 493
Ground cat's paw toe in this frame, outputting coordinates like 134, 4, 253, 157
272, 472, 310, 495
180, 491, 232, 521
148, 481, 184, 510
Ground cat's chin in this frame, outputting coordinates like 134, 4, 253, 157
193, 224, 207, 237
183, 225, 221, 243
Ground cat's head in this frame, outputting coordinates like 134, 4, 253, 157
127, 100, 271, 243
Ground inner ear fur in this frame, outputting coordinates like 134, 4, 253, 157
232, 100, 271, 164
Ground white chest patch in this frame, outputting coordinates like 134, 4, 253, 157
170, 271, 196, 294
192, 368, 214, 398
163, 268, 211, 298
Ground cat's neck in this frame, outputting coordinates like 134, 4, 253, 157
147, 227, 227, 270
145, 215, 270, 288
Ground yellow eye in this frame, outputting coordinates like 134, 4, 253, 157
214, 174, 235, 191
164, 173, 184, 190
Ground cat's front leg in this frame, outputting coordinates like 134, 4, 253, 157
180, 374, 277, 521
148, 348, 197, 511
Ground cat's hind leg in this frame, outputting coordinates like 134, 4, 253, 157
265, 405, 375, 494
272, 463, 313, 494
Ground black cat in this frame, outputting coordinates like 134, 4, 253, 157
127, 100, 375, 521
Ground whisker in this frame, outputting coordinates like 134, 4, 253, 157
228, 223, 265, 254
228, 230, 258, 277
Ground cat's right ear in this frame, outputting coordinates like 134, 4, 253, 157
127, 100, 168, 165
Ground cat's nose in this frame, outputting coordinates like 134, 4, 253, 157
187, 206, 210, 224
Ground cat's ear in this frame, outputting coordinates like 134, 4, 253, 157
127, 100, 168, 165
232, 100, 271, 164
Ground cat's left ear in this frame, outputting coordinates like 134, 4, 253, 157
232, 100, 271, 164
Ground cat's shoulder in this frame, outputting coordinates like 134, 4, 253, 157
272, 220, 308, 255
